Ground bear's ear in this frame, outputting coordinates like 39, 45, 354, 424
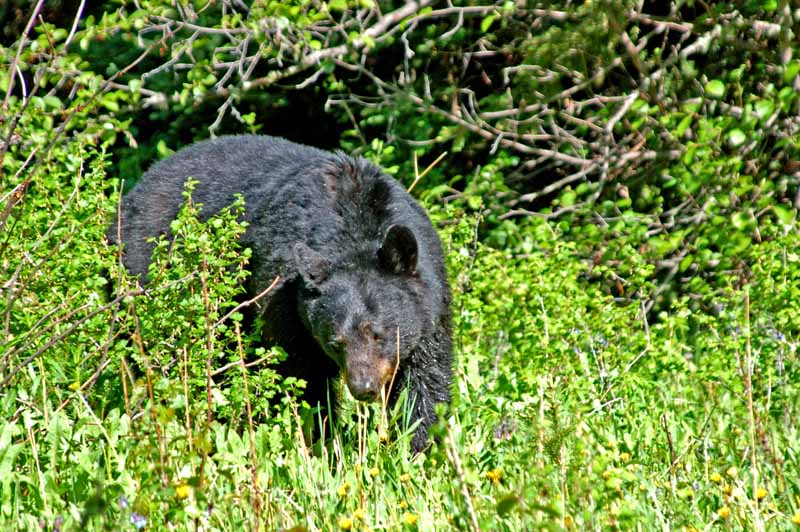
293, 242, 330, 287
378, 224, 418, 276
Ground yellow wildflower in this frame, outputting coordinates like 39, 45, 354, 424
175, 483, 192, 499
369, 467, 379, 478
756, 487, 767, 500
726, 466, 738, 479
791, 512, 800, 525
337, 482, 351, 497
353, 508, 365, 521
710, 472, 722, 483
717, 506, 730, 519
399, 473, 411, 482
486, 468, 502, 485
402, 513, 418, 525
338, 517, 353, 530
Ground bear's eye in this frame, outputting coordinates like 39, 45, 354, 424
358, 322, 386, 342
365, 329, 387, 346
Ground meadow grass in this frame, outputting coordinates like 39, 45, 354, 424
1, 151, 799, 531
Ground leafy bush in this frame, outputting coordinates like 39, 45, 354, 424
2, 1, 800, 530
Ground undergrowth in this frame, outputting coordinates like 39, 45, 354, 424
1, 143, 798, 530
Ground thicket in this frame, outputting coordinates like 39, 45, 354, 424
1, 0, 799, 530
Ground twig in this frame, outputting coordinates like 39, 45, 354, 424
210, 354, 274, 377
3, 163, 84, 338
445, 429, 481, 532
198, 254, 214, 491
130, 307, 168, 484
237, 321, 264, 530
604, 91, 639, 135
0, 182, 31, 235
1, 0, 46, 114
661, 413, 677, 491
407, 151, 447, 193
0, 272, 190, 389
64, 0, 87, 49
212, 276, 281, 328
743, 287, 764, 531
0, 288, 144, 389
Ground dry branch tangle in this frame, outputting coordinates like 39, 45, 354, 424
120, 2, 797, 210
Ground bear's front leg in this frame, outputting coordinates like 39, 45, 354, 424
393, 326, 453, 453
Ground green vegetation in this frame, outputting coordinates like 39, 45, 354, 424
1, 0, 799, 530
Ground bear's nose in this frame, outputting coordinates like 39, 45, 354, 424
347, 371, 380, 402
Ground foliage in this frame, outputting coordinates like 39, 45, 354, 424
2, 152, 799, 528
8, 0, 793, 307
446, 211, 800, 529
1, 0, 800, 530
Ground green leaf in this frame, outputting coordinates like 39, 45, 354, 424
728, 65, 745, 82
704, 79, 725, 99
675, 114, 692, 137
43, 96, 62, 110
157, 139, 174, 158
727, 129, 746, 147
785, 61, 800, 83
679, 254, 694, 273
481, 14, 496, 33
103, 97, 119, 112
774, 205, 796, 226
731, 211, 750, 230
360, 34, 376, 49
682, 144, 696, 165
241, 112, 256, 126
754, 99, 775, 120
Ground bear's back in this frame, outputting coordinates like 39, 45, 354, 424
114, 135, 445, 300
114, 135, 328, 279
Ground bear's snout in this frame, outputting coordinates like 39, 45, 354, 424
345, 356, 396, 402
347, 368, 381, 401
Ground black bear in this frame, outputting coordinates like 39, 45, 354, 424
111, 135, 453, 452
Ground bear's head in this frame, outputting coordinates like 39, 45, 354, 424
293, 224, 431, 402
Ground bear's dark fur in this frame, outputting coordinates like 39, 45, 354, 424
111, 135, 453, 452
